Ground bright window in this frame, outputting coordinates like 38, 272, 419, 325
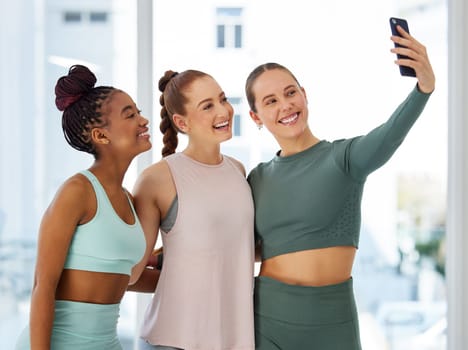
216, 7, 243, 48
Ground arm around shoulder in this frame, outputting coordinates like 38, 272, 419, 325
129, 161, 173, 286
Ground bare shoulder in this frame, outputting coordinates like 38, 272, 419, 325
55, 173, 93, 203
45, 172, 94, 224
133, 159, 176, 218
225, 155, 246, 177
134, 159, 174, 195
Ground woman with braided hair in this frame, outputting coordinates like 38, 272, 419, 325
128, 70, 255, 350
15, 64, 152, 349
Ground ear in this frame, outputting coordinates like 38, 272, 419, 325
249, 110, 263, 128
91, 128, 110, 145
172, 113, 188, 133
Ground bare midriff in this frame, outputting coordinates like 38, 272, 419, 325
55, 269, 130, 304
259, 246, 356, 286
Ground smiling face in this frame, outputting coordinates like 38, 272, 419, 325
173, 76, 234, 146
93, 90, 151, 158
249, 68, 309, 142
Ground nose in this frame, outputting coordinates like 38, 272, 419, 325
218, 101, 233, 118
280, 99, 292, 112
139, 114, 149, 126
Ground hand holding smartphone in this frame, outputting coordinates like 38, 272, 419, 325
389, 17, 416, 77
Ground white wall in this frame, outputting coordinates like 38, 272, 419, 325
447, 0, 468, 348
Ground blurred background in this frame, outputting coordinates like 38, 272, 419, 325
0, 0, 448, 349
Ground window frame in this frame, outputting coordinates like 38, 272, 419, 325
215, 7, 243, 49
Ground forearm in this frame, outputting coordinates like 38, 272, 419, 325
127, 267, 160, 293
29, 288, 55, 350
347, 86, 432, 178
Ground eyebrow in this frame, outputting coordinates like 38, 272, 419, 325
261, 84, 296, 103
121, 105, 134, 115
196, 92, 225, 108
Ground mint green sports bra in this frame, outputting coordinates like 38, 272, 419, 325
63, 170, 145, 276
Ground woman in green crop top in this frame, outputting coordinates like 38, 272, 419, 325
244, 26, 435, 349
15, 65, 152, 349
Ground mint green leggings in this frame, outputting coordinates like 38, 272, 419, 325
254, 276, 362, 350
15, 300, 122, 349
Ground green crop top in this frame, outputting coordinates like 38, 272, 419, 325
247, 87, 431, 260
63, 170, 146, 275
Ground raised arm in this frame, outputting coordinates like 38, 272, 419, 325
336, 28, 435, 180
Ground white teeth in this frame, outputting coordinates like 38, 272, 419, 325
214, 121, 229, 128
280, 113, 298, 124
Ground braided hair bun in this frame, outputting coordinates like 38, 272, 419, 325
55, 65, 97, 111
56, 65, 115, 156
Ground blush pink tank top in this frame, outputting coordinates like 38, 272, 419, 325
140, 153, 255, 350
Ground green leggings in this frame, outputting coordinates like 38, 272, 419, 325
254, 276, 362, 350
15, 300, 122, 349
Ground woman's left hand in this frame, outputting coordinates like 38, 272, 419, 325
391, 25, 436, 94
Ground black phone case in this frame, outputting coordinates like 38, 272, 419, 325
389, 17, 416, 77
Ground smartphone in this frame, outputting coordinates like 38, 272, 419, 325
389, 17, 416, 77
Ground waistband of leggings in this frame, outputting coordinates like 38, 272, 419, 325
254, 276, 357, 325
54, 300, 121, 336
